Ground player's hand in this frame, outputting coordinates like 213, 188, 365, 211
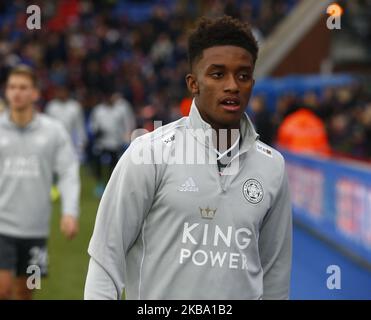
60, 215, 79, 240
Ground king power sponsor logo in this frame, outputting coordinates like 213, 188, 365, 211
2, 156, 40, 177
179, 222, 253, 270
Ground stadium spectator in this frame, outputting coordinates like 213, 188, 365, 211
277, 105, 331, 156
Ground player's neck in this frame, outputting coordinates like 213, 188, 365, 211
10, 106, 34, 127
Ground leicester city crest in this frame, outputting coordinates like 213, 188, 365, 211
243, 179, 264, 204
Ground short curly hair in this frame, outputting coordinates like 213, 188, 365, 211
188, 15, 258, 69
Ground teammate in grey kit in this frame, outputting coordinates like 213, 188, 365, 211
85, 16, 292, 300
90, 91, 136, 197
0, 65, 80, 300
45, 84, 87, 160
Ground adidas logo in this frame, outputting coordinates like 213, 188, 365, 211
178, 177, 199, 192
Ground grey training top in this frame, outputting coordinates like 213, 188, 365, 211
0, 111, 80, 238
85, 100, 292, 300
45, 98, 87, 150
90, 101, 134, 150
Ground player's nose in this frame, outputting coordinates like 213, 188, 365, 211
223, 74, 239, 93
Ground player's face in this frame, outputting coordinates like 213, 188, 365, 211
56, 87, 68, 101
5, 75, 39, 111
186, 45, 255, 129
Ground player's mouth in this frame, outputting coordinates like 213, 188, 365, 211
219, 96, 241, 112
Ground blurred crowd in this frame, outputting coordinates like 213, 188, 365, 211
0, 0, 298, 125
250, 83, 371, 161
1, 0, 370, 165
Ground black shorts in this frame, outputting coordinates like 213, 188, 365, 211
0, 234, 48, 277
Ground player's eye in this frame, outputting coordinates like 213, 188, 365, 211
238, 73, 251, 81
210, 72, 223, 79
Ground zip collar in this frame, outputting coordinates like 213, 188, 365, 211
0, 110, 40, 131
186, 98, 259, 154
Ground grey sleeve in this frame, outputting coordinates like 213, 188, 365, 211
84, 257, 118, 300
54, 124, 81, 217
86, 140, 156, 299
258, 164, 292, 300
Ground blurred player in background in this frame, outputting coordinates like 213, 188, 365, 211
45, 84, 86, 201
0, 65, 80, 300
85, 16, 292, 300
45, 84, 87, 160
90, 91, 136, 197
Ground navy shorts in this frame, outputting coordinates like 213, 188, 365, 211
0, 233, 48, 277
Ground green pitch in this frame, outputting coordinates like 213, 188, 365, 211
34, 166, 100, 300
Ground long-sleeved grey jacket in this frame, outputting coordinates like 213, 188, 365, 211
0, 111, 80, 238
45, 98, 87, 150
85, 100, 292, 300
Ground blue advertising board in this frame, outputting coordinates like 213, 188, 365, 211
281, 151, 371, 265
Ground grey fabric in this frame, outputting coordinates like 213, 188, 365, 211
0, 111, 80, 238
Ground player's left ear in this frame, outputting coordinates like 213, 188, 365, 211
185, 73, 199, 96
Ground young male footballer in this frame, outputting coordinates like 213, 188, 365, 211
85, 16, 292, 300
0, 65, 80, 300
45, 84, 87, 159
